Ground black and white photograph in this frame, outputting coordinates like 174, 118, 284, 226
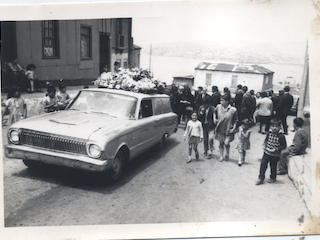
1, 0, 320, 239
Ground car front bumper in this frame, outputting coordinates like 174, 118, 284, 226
5, 144, 111, 172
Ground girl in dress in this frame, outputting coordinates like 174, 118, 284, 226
184, 111, 203, 163
235, 119, 251, 166
3, 87, 27, 125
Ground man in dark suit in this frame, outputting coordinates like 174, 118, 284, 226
198, 96, 215, 158
194, 86, 203, 111
195, 87, 211, 111
233, 84, 243, 126
276, 86, 294, 135
240, 86, 253, 123
210, 85, 221, 107
271, 90, 283, 116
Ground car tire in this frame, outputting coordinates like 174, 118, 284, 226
109, 151, 124, 181
159, 134, 166, 150
22, 159, 38, 168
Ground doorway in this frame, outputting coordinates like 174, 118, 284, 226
99, 33, 111, 74
1, 21, 17, 91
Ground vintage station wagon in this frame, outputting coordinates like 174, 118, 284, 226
5, 88, 178, 181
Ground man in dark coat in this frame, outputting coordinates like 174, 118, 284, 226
240, 86, 253, 123
210, 85, 221, 107
194, 86, 203, 111
276, 86, 294, 135
271, 90, 283, 116
195, 86, 210, 111
233, 84, 243, 126
198, 96, 215, 158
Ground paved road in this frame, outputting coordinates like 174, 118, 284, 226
2, 114, 311, 231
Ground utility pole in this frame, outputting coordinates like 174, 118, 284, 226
149, 44, 152, 73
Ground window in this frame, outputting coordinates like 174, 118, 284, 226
231, 75, 238, 88
205, 73, 212, 86
153, 98, 171, 115
139, 99, 153, 118
116, 19, 124, 48
123, 60, 128, 68
42, 21, 59, 58
80, 26, 92, 59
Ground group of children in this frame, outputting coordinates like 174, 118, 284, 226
44, 82, 72, 113
2, 81, 72, 126
183, 110, 309, 185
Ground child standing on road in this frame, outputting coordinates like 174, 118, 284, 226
255, 118, 287, 185
2, 87, 27, 125
235, 118, 251, 166
25, 64, 41, 92
184, 111, 203, 163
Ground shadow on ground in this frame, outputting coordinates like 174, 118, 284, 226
11, 138, 180, 193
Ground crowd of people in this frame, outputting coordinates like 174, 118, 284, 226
172, 83, 308, 185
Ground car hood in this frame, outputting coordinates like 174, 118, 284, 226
12, 110, 127, 140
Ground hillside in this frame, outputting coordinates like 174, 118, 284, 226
144, 40, 306, 65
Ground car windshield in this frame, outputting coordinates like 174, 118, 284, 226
69, 90, 137, 119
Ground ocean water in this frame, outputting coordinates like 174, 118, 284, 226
140, 53, 304, 88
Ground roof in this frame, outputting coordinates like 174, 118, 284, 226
133, 44, 142, 49
195, 62, 274, 74
173, 75, 194, 79
82, 88, 169, 99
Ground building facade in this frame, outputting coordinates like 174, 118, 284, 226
1, 19, 140, 88
194, 62, 274, 93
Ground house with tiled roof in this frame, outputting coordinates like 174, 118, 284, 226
194, 62, 274, 93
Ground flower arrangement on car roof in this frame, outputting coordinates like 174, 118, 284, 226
93, 68, 166, 94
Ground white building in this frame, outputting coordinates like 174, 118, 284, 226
194, 62, 274, 93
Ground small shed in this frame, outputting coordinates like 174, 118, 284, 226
172, 75, 194, 88
194, 62, 274, 93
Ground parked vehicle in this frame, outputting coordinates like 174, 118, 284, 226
5, 89, 178, 181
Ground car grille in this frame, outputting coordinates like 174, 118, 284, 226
20, 129, 87, 155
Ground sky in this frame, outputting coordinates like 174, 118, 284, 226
132, 0, 313, 49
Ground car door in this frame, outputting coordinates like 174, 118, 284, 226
130, 99, 157, 156
153, 97, 173, 139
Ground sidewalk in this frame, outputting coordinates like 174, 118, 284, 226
1, 84, 94, 121
1, 84, 90, 101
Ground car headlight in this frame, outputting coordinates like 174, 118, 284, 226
87, 143, 102, 158
8, 129, 20, 144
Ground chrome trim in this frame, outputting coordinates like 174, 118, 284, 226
19, 129, 87, 155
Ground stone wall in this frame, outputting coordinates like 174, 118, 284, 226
288, 151, 312, 212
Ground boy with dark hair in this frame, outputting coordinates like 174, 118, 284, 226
56, 82, 71, 110
277, 117, 309, 175
255, 118, 287, 185
198, 96, 215, 158
44, 86, 59, 113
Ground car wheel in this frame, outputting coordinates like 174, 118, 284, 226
109, 151, 124, 181
159, 134, 166, 150
22, 159, 38, 168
